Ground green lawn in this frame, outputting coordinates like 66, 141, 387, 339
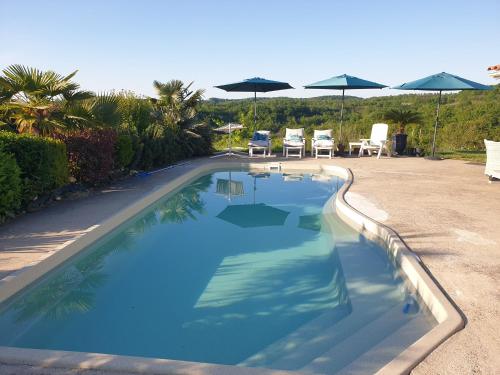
438, 150, 486, 163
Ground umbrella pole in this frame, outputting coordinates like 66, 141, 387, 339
228, 122, 232, 155
339, 89, 345, 142
254, 91, 257, 131
253, 177, 256, 204
431, 91, 442, 158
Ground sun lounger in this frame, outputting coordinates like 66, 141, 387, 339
311, 129, 334, 158
484, 139, 500, 181
283, 128, 305, 158
248, 130, 271, 157
358, 123, 390, 159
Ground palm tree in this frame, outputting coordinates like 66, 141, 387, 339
66, 93, 122, 130
149, 79, 205, 138
383, 108, 422, 134
0, 65, 94, 135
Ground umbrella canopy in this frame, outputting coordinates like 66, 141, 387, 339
212, 123, 245, 158
216, 77, 293, 93
393, 72, 491, 158
304, 74, 387, 141
215, 77, 293, 128
216, 203, 289, 228
393, 72, 492, 91
305, 74, 387, 90
214, 123, 244, 134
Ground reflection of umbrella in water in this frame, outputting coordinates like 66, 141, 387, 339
248, 171, 270, 204
298, 214, 323, 232
216, 171, 244, 201
217, 203, 289, 228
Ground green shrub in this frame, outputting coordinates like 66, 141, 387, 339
0, 148, 22, 222
189, 123, 213, 156
115, 134, 134, 169
0, 132, 68, 204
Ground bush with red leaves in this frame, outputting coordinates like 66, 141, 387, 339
57, 129, 117, 185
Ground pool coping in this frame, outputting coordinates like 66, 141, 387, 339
0, 160, 464, 374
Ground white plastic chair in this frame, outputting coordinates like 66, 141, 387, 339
311, 129, 334, 159
248, 130, 271, 157
283, 128, 306, 158
358, 123, 390, 159
484, 139, 500, 181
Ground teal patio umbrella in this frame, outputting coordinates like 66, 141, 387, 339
393, 72, 491, 159
304, 74, 387, 141
215, 77, 293, 129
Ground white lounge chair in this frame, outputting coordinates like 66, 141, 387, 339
283, 128, 306, 158
484, 139, 500, 181
358, 123, 390, 159
311, 129, 334, 159
248, 130, 272, 157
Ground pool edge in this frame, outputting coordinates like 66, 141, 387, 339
0, 160, 464, 375
327, 165, 464, 375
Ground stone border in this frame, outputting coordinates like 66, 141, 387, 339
0, 160, 463, 374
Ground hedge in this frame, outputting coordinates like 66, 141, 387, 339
0, 132, 68, 204
56, 129, 117, 186
136, 125, 213, 170
115, 134, 135, 169
0, 148, 21, 222
0, 125, 213, 222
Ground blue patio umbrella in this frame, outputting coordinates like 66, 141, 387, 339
215, 77, 293, 129
393, 72, 491, 158
304, 74, 387, 141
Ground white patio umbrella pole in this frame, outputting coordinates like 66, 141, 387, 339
431, 90, 442, 158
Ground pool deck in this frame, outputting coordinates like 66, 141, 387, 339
0, 155, 499, 374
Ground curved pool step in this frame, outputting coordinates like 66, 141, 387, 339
239, 299, 416, 372
331, 313, 433, 375
239, 306, 351, 369
300, 303, 424, 374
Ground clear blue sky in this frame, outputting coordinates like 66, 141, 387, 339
1, 0, 498, 99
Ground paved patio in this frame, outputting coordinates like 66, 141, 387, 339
0, 156, 499, 374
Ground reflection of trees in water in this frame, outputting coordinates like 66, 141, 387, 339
11, 175, 213, 322
157, 175, 211, 224
13, 262, 106, 322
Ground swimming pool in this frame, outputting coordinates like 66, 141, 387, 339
0, 168, 443, 373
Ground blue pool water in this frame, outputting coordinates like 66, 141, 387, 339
0, 170, 436, 373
